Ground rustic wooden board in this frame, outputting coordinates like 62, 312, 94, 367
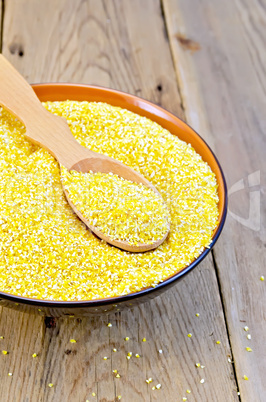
0, 0, 239, 401
162, 0, 266, 401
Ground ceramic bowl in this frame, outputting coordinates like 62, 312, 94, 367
0, 84, 227, 317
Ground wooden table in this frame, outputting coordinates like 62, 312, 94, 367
0, 1, 265, 401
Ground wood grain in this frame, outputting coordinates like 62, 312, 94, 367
162, 0, 266, 400
0, 0, 238, 401
2, 0, 183, 117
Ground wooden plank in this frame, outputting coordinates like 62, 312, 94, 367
162, 0, 266, 401
0, 0, 238, 401
2, 0, 183, 117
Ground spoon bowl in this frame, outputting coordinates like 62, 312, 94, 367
64, 152, 169, 252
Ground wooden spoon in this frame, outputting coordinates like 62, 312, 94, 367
0, 55, 169, 252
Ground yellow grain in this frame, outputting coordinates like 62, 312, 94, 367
0, 101, 219, 301
61, 168, 170, 245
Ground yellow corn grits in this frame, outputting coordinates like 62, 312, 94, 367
0, 101, 219, 301
61, 167, 170, 245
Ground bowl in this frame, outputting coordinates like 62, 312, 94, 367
0, 84, 227, 317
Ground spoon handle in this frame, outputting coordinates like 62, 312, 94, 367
0, 55, 87, 168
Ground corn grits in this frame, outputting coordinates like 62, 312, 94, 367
61, 167, 170, 245
0, 101, 219, 301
